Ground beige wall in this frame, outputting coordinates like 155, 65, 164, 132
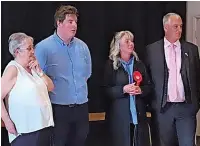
186, 2, 200, 136
186, 1, 200, 42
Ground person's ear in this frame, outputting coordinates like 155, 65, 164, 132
164, 24, 168, 32
57, 20, 62, 27
14, 48, 20, 56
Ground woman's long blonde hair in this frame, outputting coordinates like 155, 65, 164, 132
109, 30, 139, 70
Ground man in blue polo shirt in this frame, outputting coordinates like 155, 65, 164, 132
35, 5, 92, 146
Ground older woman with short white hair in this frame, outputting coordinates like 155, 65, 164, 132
1, 32, 54, 146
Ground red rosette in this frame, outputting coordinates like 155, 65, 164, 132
133, 71, 142, 86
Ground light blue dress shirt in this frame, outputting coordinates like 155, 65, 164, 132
35, 32, 92, 105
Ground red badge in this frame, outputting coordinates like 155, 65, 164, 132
133, 71, 142, 86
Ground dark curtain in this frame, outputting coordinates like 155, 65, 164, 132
1, 2, 186, 146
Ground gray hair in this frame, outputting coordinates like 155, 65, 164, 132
109, 30, 139, 70
163, 13, 181, 26
8, 32, 33, 57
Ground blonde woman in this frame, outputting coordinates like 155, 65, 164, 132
103, 31, 152, 146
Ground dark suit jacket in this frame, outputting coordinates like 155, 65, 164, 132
145, 39, 200, 112
103, 58, 152, 146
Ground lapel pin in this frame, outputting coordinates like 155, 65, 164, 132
185, 53, 188, 57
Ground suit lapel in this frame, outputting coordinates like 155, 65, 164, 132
180, 41, 190, 82
157, 39, 165, 88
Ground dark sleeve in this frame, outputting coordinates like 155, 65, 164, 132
144, 45, 153, 80
103, 60, 129, 100
194, 46, 200, 102
137, 61, 153, 98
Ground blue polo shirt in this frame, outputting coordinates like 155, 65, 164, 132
35, 32, 92, 105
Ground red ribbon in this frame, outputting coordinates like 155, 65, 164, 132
133, 71, 142, 86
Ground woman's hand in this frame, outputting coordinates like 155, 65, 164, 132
28, 56, 43, 75
123, 83, 142, 95
28, 56, 54, 91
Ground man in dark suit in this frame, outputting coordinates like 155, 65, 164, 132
145, 13, 200, 146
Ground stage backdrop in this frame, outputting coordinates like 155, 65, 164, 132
1, 2, 186, 146
1, 1, 186, 113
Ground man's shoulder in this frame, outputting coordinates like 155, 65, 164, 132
182, 40, 198, 48
73, 37, 88, 48
146, 39, 163, 49
36, 34, 54, 49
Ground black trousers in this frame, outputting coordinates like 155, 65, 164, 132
11, 127, 52, 146
130, 122, 151, 146
155, 103, 197, 146
52, 102, 89, 146
1, 127, 10, 146
130, 124, 136, 146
